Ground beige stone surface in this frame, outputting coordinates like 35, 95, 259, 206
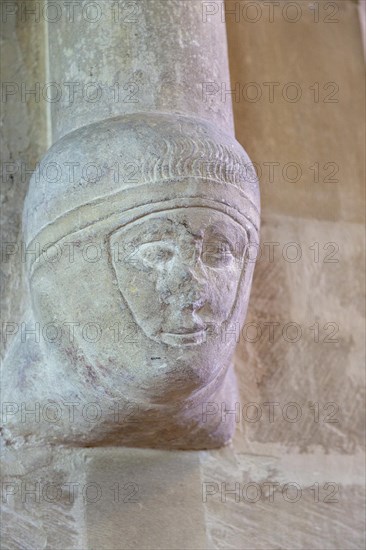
1, 446, 87, 549
0, 0, 47, 356
200, 446, 365, 549
226, 0, 365, 225
84, 448, 206, 549
234, 216, 364, 454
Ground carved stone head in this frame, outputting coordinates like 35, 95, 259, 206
19, 113, 260, 448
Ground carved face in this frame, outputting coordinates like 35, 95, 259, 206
109, 208, 247, 347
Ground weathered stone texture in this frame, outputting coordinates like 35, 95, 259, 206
1, 0, 365, 548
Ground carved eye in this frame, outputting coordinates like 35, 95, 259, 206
134, 242, 175, 268
202, 241, 234, 268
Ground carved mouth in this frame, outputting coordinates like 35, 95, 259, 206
169, 327, 204, 335
161, 329, 207, 346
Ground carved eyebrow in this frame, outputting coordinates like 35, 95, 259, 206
204, 230, 229, 239
205, 224, 248, 244
203, 228, 248, 254
127, 225, 175, 245
203, 227, 234, 244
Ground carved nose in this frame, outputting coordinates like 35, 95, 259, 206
177, 265, 207, 311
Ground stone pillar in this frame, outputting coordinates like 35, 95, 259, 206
47, 0, 234, 141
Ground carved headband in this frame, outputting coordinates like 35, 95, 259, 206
23, 113, 260, 270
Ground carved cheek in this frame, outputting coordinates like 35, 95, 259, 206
205, 265, 241, 314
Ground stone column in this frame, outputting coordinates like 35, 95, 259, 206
47, 0, 234, 141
